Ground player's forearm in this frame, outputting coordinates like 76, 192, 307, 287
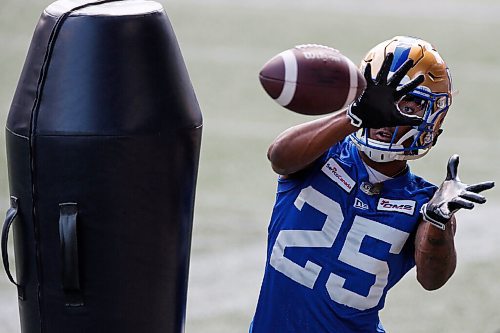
267, 110, 357, 175
414, 217, 457, 290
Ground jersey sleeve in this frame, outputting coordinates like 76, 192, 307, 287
398, 231, 417, 276
394, 180, 438, 278
275, 138, 349, 194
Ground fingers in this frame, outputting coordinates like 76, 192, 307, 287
363, 62, 373, 86
446, 154, 459, 181
388, 59, 414, 88
448, 197, 474, 212
375, 53, 394, 85
466, 181, 495, 193
448, 190, 488, 215
459, 191, 487, 204
394, 75, 425, 100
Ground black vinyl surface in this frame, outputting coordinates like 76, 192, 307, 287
4, 1, 202, 332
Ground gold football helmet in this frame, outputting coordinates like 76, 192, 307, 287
351, 36, 453, 162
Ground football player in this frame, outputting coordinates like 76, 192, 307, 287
250, 36, 495, 332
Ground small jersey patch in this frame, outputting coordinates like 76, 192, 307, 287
354, 197, 368, 210
377, 198, 416, 215
321, 158, 355, 193
360, 181, 382, 196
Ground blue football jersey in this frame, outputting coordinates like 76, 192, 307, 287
251, 138, 436, 333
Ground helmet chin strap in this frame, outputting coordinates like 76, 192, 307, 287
354, 138, 401, 163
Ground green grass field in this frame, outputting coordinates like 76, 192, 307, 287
1, 0, 499, 332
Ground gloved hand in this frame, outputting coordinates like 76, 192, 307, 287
347, 52, 425, 128
421, 154, 495, 230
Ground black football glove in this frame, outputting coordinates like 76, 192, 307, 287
347, 52, 425, 128
421, 154, 495, 230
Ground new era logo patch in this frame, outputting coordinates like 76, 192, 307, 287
354, 198, 368, 210
321, 158, 356, 193
377, 198, 416, 215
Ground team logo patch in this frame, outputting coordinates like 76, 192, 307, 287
377, 198, 416, 215
360, 182, 382, 196
321, 158, 355, 193
354, 198, 368, 210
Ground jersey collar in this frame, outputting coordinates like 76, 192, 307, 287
351, 142, 413, 188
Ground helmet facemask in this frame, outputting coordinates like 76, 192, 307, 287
350, 89, 451, 162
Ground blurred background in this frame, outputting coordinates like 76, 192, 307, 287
1, 0, 499, 332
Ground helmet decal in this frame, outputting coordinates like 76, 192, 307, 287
390, 46, 411, 72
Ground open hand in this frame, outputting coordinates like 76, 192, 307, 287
421, 154, 495, 230
347, 52, 424, 128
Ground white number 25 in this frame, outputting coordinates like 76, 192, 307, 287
270, 186, 410, 310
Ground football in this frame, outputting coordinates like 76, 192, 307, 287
259, 44, 366, 115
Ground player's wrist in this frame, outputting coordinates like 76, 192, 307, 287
346, 103, 363, 128
421, 203, 449, 230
